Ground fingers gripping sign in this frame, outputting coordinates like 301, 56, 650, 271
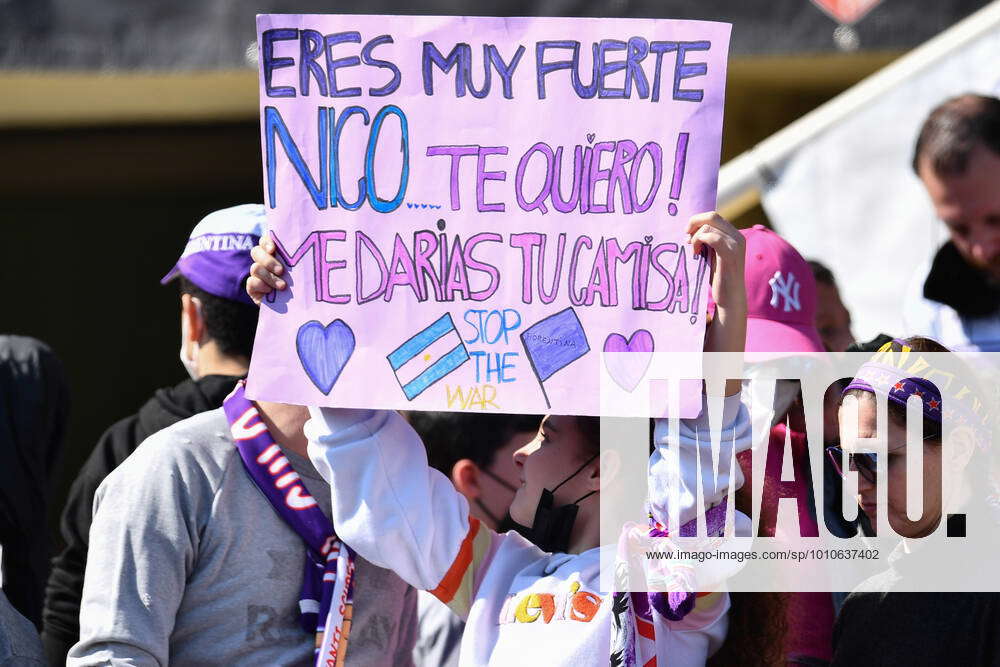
685, 212, 746, 312
248, 233, 287, 305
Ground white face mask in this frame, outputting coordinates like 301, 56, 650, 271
179, 297, 203, 381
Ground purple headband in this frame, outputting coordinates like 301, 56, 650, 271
844, 371, 943, 424
844, 340, 992, 447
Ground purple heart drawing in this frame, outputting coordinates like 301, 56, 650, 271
603, 330, 654, 392
296, 320, 356, 395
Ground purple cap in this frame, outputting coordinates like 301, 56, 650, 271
160, 204, 266, 305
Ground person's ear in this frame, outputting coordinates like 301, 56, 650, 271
945, 428, 976, 473
451, 459, 482, 503
181, 294, 206, 345
593, 449, 621, 491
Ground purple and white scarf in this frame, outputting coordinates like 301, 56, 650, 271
223, 381, 355, 667
611, 500, 730, 666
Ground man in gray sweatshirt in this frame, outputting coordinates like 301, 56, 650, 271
69, 209, 416, 666
69, 403, 416, 666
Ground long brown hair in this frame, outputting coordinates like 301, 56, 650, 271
707, 592, 788, 666
709, 487, 789, 666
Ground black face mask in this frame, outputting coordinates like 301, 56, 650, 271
474, 467, 519, 528
497, 453, 598, 553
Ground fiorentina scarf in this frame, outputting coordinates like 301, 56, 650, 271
611, 500, 730, 666
223, 381, 356, 667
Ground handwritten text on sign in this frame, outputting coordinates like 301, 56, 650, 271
246, 14, 731, 416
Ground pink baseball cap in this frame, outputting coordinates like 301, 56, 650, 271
742, 225, 824, 353
710, 225, 825, 353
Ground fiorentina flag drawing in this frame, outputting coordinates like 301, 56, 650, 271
388, 313, 470, 400
520, 307, 591, 408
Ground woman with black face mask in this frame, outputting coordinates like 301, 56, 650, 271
251, 212, 753, 666
497, 416, 600, 554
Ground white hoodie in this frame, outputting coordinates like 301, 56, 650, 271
305, 393, 752, 667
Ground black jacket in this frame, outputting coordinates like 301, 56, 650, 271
833, 591, 1000, 666
0, 336, 69, 631
41, 374, 241, 664
924, 241, 1000, 318
833, 517, 1000, 666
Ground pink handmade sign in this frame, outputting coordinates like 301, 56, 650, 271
246, 14, 731, 416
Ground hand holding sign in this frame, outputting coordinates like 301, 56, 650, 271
249, 233, 286, 304
687, 212, 747, 324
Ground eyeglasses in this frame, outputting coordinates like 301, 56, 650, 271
826, 445, 877, 485
827, 429, 940, 484
827, 434, 939, 484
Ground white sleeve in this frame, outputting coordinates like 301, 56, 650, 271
304, 408, 515, 618
647, 393, 751, 532
658, 592, 731, 664
645, 395, 751, 657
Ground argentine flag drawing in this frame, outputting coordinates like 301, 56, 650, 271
388, 313, 470, 400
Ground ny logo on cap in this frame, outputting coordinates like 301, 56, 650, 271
769, 271, 801, 312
